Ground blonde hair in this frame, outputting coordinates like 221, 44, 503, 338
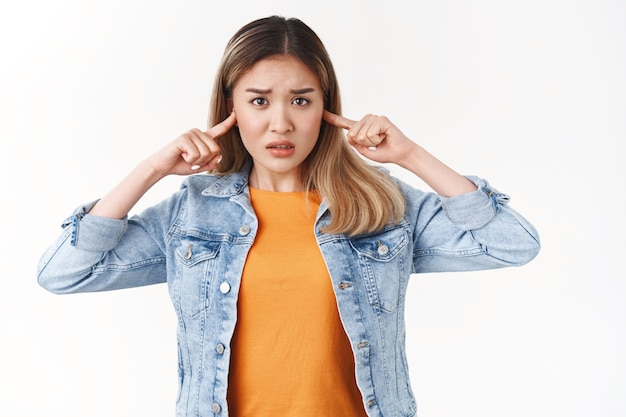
209, 16, 405, 236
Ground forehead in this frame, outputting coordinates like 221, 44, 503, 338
234, 55, 321, 91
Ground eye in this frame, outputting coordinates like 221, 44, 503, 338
251, 97, 268, 106
292, 97, 309, 106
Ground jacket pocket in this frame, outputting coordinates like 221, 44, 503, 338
174, 238, 221, 318
348, 224, 410, 313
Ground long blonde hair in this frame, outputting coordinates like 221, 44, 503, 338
209, 16, 405, 236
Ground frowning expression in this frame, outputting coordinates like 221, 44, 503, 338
231, 55, 324, 190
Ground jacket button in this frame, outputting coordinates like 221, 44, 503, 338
357, 341, 370, 349
377, 244, 389, 255
216, 343, 225, 355
219, 282, 231, 294
238, 225, 251, 235
211, 402, 222, 413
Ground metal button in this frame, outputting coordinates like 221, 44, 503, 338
238, 225, 250, 235
211, 402, 221, 413
183, 244, 192, 260
377, 244, 389, 256
219, 282, 231, 294
216, 343, 225, 355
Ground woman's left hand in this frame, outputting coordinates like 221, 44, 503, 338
323, 110, 417, 165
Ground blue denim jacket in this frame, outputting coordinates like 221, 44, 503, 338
37, 169, 540, 417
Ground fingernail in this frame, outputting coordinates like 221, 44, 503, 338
191, 165, 201, 170
367, 146, 378, 151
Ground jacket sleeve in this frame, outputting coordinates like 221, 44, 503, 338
36, 193, 181, 294
399, 176, 541, 274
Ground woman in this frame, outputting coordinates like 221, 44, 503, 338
37, 15, 540, 417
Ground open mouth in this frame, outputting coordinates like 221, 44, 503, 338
266, 141, 296, 157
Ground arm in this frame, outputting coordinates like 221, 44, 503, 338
37, 114, 237, 293
91, 114, 235, 219
323, 111, 540, 271
398, 176, 540, 273
37, 198, 174, 294
323, 111, 475, 197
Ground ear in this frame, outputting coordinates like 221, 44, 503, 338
227, 99, 239, 127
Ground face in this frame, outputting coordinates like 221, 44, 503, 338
231, 55, 324, 191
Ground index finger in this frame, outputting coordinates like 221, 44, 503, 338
323, 110, 355, 130
207, 111, 237, 139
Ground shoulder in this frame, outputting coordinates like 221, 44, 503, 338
143, 174, 226, 221
374, 166, 429, 202
178, 169, 249, 199
180, 172, 223, 191
376, 168, 444, 220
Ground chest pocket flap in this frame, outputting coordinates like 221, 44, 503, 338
348, 224, 410, 313
349, 225, 408, 262
174, 238, 222, 318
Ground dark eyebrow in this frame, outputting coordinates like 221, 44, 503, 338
245, 88, 271, 94
290, 87, 316, 94
244, 87, 317, 94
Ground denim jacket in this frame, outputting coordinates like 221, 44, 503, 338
37, 169, 540, 417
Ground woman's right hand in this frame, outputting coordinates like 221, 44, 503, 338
88, 112, 237, 220
147, 112, 237, 177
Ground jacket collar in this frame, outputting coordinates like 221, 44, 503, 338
201, 163, 252, 198
199, 162, 330, 222
201, 171, 249, 198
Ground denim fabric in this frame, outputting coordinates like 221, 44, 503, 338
37, 169, 540, 417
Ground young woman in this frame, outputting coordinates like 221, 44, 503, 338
37, 15, 540, 417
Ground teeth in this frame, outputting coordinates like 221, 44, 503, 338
271, 145, 292, 149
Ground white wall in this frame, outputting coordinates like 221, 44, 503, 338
1, 1, 624, 416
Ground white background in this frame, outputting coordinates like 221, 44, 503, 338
1, 0, 624, 416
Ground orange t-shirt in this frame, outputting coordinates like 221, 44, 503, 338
227, 188, 367, 417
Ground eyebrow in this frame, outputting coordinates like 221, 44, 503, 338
244, 87, 317, 94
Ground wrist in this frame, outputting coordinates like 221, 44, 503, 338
137, 158, 168, 186
396, 143, 425, 172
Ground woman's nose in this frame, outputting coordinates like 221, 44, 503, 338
269, 105, 293, 133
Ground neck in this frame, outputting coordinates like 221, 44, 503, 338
248, 166, 304, 192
